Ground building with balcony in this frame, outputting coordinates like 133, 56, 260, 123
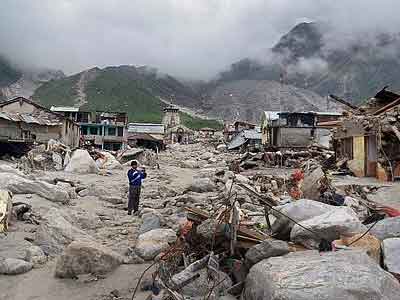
51, 107, 128, 151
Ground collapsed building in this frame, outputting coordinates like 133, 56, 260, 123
332, 87, 400, 181
0, 97, 79, 156
227, 126, 262, 151
261, 111, 342, 149
224, 120, 256, 142
127, 123, 165, 151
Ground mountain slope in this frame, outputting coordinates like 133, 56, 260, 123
204, 79, 340, 123
218, 22, 400, 103
32, 65, 222, 129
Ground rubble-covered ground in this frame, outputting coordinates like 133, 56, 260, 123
1, 142, 400, 300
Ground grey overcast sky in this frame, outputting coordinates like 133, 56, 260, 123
1, 0, 399, 79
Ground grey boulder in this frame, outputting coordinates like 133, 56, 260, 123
135, 228, 176, 260
245, 239, 290, 267
188, 178, 216, 193
370, 216, 400, 240
0, 173, 70, 203
290, 206, 367, 248
25, 245, 47, 266
382, 238, 400, 278
301, 167, 324, 200
271, 199, 335, 239
244, 250, 400, 300
34, 208, 93, 256
55, 241, 124, 278
78, 184, 123, 204
0, 258, 33, 275
139, 213, 161, 234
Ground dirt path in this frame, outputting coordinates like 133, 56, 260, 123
0, 262, 153, 300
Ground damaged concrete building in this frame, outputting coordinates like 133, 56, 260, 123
333, 87, 400, 181
127, 123, 165, 151
51, 107, 128, 151
262, 111, 342, 149
0, 97, 79, 155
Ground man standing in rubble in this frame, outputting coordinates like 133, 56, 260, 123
127, 160, 147, 215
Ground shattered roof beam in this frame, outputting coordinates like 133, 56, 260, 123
329, 94, 358, 110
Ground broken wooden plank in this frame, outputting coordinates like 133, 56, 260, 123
237, 183, 278, 206
238, 225, 267, 241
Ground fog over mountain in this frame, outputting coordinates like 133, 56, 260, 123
2, 1, 400, 79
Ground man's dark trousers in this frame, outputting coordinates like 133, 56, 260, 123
128, 185, 141, 213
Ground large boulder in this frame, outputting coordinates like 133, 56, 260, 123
334, 233, 381, 264
245, 239, 290, 267
55, 241, 124, 278
188, 178, 216, 193
96, 151, 123, 170
0, 174, 70, 203
65, 149, 99, 174
290, 207, 367, 249
139, 213, 161, 234
244, 250, 400, 300
135, 229, 176, 260
24, 245, 47, 266
78, 184, 123, 204
271, 199, 335, 239
64, 209, 102, 230
200, 152, 213, 161
301, 167, 324, 200
0, 232, 33, 260
382, 238, 400, 278
180, 160, 200, 169
370, 216, 400, 241
0, 258, 33, 275
34, 208, 93, 256
0, 164, 25, 176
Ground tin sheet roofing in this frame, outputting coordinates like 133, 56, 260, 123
50, 106, 80, 112
0, 111, 61, 126
128, 123, 165, 134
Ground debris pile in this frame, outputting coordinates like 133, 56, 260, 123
19, 140, 71, 171
131, 160, 400, 300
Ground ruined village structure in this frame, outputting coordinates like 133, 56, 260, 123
2, 88, 400, 300
0, 97, 79, 156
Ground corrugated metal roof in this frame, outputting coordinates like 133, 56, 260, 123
0, 111, 61, 126
228, 133, 246, 150
50, 106, 79, 112
243, 129, 262, 140
228, 128, 261, 150
128, 123, 165, 134
314, 111, 342, 116
263, 111, 280, 121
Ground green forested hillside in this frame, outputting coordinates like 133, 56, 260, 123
32, 65, 222, 129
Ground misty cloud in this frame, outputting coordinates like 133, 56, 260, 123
1, 0, 400, 79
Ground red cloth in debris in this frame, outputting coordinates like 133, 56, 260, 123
380, 206, 400, 217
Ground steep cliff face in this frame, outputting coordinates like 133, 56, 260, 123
204, 79, 343, 123
217, 22, 400, 104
